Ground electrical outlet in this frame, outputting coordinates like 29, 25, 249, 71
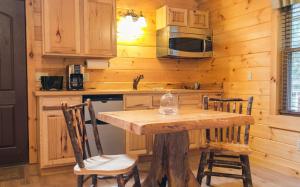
247, 71, 253, 81
84, 73, 90, 82
297, 140, 300, 151
35, 72, 49, 81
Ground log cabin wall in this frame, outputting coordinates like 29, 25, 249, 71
26, 0, 211, 164
197, 0, 300, 177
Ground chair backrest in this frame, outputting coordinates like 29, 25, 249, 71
203, 96, 254, 145
61, 99, 103, 168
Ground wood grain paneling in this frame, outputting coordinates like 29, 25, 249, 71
26, 0, 208, 163
198, 0, 300, 178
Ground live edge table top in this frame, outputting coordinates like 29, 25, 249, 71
97, 107, 255, 135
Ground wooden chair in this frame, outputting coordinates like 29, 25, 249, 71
196, 96, 254, 187
61, 99, 141, 187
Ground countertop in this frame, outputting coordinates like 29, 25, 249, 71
34, 89, 223, 97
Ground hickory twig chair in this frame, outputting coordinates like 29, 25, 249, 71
197, 96, 254, 187
61, 99, 141, 187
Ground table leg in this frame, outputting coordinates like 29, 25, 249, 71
142, 131, 200, 187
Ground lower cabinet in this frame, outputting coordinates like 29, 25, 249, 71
37, 92, 222, 167
124, 95, 153, 155
38, 96, 81, 168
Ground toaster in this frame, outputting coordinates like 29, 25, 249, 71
41, 76, 64, 91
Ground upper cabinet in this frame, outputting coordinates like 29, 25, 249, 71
42, 0, 80, 55
167, 7, 188, 27
156, 5, 209, 30
83, 0, 116, 57
42, 0, 116, 58
188, 10, 209, 29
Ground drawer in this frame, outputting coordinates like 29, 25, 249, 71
178, 94, 202, 105
124, 95, 152, 110
152, 94, 162, 108
40, 96, 82, 108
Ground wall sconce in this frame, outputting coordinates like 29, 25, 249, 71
117, 10, 147, 43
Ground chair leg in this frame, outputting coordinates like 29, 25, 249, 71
240, 155, 253, 187
133, 166, 141, 187
117, 175, 125, 187
196, 152, 208, 185
159, 175, 168, 187
91, 175, 97, 187
77, 175, 84, 187
206, 152, 214, 186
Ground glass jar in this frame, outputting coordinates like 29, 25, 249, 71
159, 92, 178, 115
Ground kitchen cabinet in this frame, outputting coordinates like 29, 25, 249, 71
156, 6, 188, 30
167, 7, 188, 27
38, 96, 81, 168
124, 95, 153, 110
42, 0, 116, 58
123, 95, 153, 155
188, 10, 209, 29
178, 93, 202, 149
156, 5, 209, 30
83, 0, 116, 57
42, 0, 80, 55
37, 91, 223, 167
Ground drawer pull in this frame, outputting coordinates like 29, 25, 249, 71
48, 115, 60, 118
43, 106, 62, 111
127, 104, 151, 108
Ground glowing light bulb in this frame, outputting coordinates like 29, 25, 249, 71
125, 15, 133, 22
137, 16, 147, 28
117, 12, 147, 43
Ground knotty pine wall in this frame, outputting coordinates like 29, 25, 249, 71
197, 0, 300, 177
27, 0, 300, 177
26, 0, 210, 163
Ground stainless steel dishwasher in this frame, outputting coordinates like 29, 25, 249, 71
83, 95, 125, 155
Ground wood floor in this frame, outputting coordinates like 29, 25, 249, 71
0, 155, 299, 187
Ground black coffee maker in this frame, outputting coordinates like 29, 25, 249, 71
67, 65, 84, 90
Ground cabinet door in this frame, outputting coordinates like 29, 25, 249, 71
84, 0, 116, 57
40, 110, 75, 168
124, 95, 153, 110
178, 93, 202, 106
39, 96, 81, 168
178, 94, 201, 149
168, 7, 188, 27
189, 130, 199, 149
125, 132, 147, 155
42, 0, 80, 55
189, 10, 209, 29
124, 95, 153, 155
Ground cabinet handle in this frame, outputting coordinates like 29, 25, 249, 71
127, 104, 151, 109
48, 115, 60, 118
43, 106, 62, 111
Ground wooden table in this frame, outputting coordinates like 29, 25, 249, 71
98, 107, 254, 187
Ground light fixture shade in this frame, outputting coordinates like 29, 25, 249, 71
137, 16, 147, 28
125, 15, 133, 22
117, 11, 147, 43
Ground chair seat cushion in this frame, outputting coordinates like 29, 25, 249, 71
74, 154, 137, 176
199, 142, 251, 155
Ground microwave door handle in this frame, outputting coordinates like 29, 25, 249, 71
203, 40, 206, 52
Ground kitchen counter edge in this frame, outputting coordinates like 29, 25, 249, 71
34, 89, 223, 97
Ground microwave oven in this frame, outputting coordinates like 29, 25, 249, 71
156, 26, 213, 58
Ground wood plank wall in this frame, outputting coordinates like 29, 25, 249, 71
26, 0, 211, 163
197, 0, 300, 178
27, 0, 300, 177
